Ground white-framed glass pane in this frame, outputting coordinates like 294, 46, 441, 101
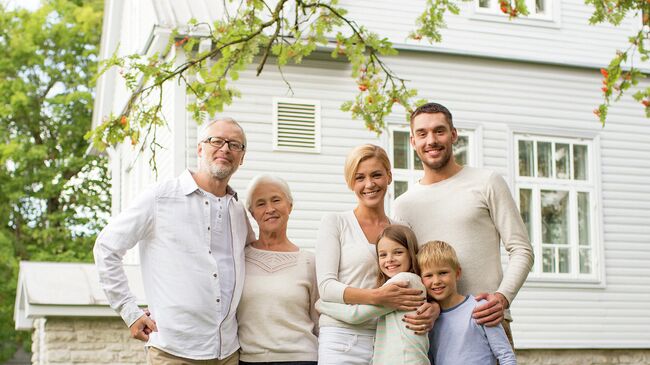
579, 248, 592, 274
537, 141, 552, 177
454, 135, 469, 166
535, 0, 546, 14
479, 0, 490, 8
518, 140, 534, 177
555, 143, 570, 179
413, 150, 423, 170
578, 192, 591, 246
542, 247, 555, 273
394, 180, 408, 199
519, 188, 533, 241
393, 131, 409, 169
541, 190, 569, 245
573, 144, 588, 180
558, 247, 570, 273
514, 134, 597, 280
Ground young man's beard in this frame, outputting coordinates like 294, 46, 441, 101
422, 146, 452, 171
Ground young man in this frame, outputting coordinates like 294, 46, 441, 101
393, 102, 534, 344
94, 118, 254, 365
418, 241, 516, 365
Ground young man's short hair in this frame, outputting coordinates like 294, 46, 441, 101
409, 102, 454, 129
417, 240, 461, 271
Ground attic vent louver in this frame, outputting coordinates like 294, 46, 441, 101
273, 98, 321, 153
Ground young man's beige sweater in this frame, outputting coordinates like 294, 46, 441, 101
393, 167, 533, 318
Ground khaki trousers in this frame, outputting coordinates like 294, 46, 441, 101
147, 347, 239, 365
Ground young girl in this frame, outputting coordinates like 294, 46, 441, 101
317, 225, 433, 365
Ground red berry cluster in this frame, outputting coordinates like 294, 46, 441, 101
175, 36, 189, 47
600, 68, 609, 94
499, 0, 518, 16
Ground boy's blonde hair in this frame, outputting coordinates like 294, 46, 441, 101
417, 240, 461, 271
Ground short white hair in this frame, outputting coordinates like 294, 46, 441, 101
246, 174, 294, 212
197, 117, 247, 146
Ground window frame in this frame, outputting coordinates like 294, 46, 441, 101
471, 0, 560, 28
512, 132, 605, 287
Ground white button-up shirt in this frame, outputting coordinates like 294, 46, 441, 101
94, 170, 254, 360
201, 189, 235, 323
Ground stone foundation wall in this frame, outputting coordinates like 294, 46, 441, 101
31, 317, 145, 365
29, 317, 650, 365
516, 349, 650, 365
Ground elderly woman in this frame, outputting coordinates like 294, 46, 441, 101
316, 144, 437, 365
237, 175, 319, 365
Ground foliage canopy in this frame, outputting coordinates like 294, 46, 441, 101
0, 0, 108, 360
89, 0, 648, 155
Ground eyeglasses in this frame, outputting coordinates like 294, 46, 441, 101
202, 137, 245, 152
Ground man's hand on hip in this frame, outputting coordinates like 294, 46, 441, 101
130, 311, 158, 341
472, 292, 509, 327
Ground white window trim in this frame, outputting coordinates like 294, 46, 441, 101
272, 97, 321, 154
510, 129, 605, 288
470, 0, 561, 28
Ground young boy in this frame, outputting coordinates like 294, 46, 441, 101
418, 240, 517, 365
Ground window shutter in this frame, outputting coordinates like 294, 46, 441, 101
273, 98, 321, 153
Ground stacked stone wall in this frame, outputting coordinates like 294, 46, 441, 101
28, 317, 650, 364
31, 317, 145, 365
517, 349, 650, 365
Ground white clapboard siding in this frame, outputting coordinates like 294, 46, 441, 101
104, 0, 650, 350
107, 0, 160, 122
187, 52, 650, 347
339, 0, 643, 67
132, 0, 645, 68
208, 62, 378, 247
116, 47, 650, 348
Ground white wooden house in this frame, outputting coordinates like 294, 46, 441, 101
16, 0, 650, 363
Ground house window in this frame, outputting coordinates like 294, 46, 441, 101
476, 0, 552, 19
273, 98, 321, 153
390, 126, 474, 200
515, 135, 598, 281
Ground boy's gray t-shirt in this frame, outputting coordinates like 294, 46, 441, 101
429, 296, 516, 365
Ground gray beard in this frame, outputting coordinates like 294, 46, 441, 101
209, 164, 233, 179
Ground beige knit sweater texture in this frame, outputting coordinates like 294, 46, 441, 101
237, 246, 319, 362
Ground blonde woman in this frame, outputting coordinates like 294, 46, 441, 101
316, 144, 437, 365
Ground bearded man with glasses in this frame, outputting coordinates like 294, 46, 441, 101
94, 117, 255, 365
